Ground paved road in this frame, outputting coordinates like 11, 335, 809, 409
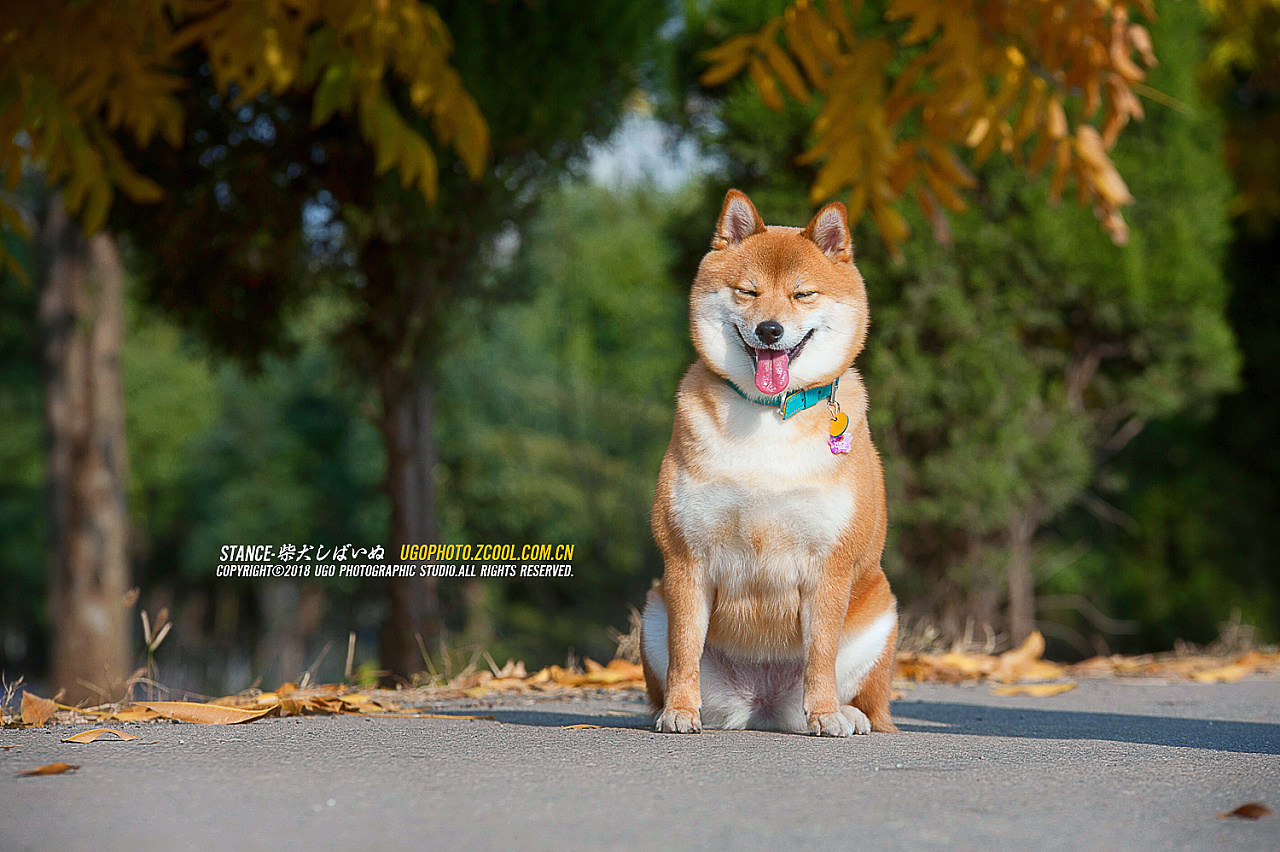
2, 679, 1277, 851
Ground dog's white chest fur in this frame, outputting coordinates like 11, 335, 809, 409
670, 393, 853, 580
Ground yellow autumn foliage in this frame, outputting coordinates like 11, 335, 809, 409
701, 0, 1161, 254
0, 0, 489, 269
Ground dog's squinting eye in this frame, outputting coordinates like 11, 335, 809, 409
794, 291, 818, 301
734, 286, 759, 298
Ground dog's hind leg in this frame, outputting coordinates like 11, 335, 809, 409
848, 629, 897, 733
640, 587, 668, 711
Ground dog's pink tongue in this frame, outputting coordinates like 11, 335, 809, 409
755, 348, 790, 395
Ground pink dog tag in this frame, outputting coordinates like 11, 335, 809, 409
828, 432, 853, 454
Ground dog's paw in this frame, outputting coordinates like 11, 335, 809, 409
807, 708, 863, 737
840, 705, 873, 735
655, 706, 702, 733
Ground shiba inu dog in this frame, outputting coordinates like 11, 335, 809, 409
641, 189, 897, 737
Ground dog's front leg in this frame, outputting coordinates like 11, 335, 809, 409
656, 557, 711, 733
801, 574, 865, 737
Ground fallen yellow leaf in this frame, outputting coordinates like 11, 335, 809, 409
491, 659, 527, 679
990, 682, 1077, 697
935, 652, 996, 676
579, 670, 632, 685
562, 724, 603, 729
19, 762, 79, 776
20, 692, 57, 726
1232, 651, 1280, 670
1191, 664, 1252, 684
1013, 659, 1067, 683
62, 728, 139, 743
141, 701, 273, 725
306, 697, 346, 714
111, 706, 161, 723
486, 677, 529, 690
991, 631, 1047, 683
1218, 802, 1272, 819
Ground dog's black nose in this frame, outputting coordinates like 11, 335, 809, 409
756, 321, 783, 345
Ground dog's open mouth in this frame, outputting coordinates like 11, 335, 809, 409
736, 328, 814, 395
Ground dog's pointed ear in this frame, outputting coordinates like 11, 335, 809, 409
712, 189, 766, 250
802, 202, 853, 263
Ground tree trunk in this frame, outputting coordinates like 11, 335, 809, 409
377, 371, 441, 681
1005, 506, 1040, 646
37, 195, 131, 705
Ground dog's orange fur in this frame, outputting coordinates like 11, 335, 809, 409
642, 189, 897, 736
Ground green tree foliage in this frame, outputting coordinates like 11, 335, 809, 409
435, 184, 689, 662
123, 302, 221, 565
1077, 0, 1280, 649
175, 333, 388, 577
131, 299, 389, 693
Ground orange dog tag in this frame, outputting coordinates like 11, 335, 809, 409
829, 411, 849, 437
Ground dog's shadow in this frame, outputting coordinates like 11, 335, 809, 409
465, 701, 1279, 755
892, 700, 1279, 755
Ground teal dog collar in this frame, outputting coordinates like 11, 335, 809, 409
725, 377, 839, 420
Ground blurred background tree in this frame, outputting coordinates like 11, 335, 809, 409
435, 184, 689, 663
1082, 0, 1280, 652
1, 0, 1277, 698
2, 0, 667, 692
116, 0, 670, 679
2, 0, 488, 700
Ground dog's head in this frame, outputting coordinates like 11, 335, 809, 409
690, 190, 869, 396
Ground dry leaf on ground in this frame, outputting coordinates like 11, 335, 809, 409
898, 640, 1280, 686
989, 683, 1077, 698
1190, 664, 1252, 684
1218, 802, 1272, 819
14, 641, 1278, 732
110, 706, 161, 723
19, 762, 80, 776
562, 724, 604, 729
337, 694, 384, 710
20, 692, 57, 726
990, 632, 1067, 683
62, 728, 139, 743
141, 702, 272, 725
1066, 650, 1280, 682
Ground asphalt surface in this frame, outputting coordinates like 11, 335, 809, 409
2, 678, 1277, 851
